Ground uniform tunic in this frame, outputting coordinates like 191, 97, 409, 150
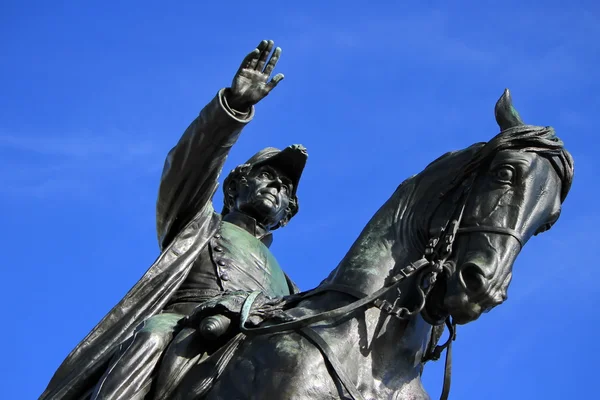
164, 219, 292, 315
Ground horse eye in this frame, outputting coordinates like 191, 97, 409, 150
493, 166, 515, 184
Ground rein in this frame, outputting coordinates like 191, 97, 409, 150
239, 176, 524, 400
239, 258, 438, 400
239, 258, 431, 336
239, 186, 470, 400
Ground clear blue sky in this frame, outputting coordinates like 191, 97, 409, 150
1, 1, 598, 399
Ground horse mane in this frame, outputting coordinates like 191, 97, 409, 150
480, 125, 574, 202
492, 89, 574, 203
321, 143, 486, 290
322, 123, 573, 293
416, 124, 574, 214
396, 143, 486, 249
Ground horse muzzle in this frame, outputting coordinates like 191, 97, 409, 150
443, 261, 508, 324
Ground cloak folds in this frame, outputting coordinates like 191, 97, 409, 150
40, 90, 253, 400
40, 205, 223, 400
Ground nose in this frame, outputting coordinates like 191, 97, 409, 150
263, 186, 279, 196
459, 262, 507, 307
459, 263, 487, 295
267, 177, 283, 189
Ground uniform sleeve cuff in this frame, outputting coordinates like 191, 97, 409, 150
218, 88, 255, 123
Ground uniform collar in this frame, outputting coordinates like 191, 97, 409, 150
222, 211, 273, 247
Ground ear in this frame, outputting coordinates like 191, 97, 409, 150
227, 180, 237, 195
495, 88, 525, 131
275, 207, 293, 229
224, 180, 238, 210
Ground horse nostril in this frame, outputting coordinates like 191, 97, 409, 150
460, 263, 487, 294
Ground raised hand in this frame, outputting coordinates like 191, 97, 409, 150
226, 40, 284, 111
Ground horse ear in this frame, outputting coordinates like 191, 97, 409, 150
495, 88, 525, 131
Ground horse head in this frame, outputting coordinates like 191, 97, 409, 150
422, 89, 574, 326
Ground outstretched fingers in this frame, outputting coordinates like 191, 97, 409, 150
234, 40, 284, 95
256, 40, 274, 72
246, 40, 268, 70
263, 47, 281, 76
238, 48, 260, 74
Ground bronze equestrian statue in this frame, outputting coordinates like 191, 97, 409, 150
40, 40, 574, 400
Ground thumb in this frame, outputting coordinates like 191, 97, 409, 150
267, 73, 285, 91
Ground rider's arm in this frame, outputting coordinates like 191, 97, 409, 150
156, 89, 255, 249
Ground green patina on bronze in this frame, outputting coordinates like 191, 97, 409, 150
40, 40, 575, 400
217, 221, 290, 296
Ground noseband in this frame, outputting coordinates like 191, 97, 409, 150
457, 225, 524, 249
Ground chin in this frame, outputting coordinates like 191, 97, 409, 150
252, 198, 282, 216
234, 199, 279, 226
443, 295, 484, 325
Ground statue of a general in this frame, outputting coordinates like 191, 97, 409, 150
40, 40, 305, 400
40, 39, 574, 400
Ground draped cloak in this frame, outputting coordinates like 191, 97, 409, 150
39, 89, 296, 400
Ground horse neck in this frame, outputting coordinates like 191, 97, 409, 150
315, 149, 482, 396
319, 178, 441, 394
323, 179, 426, 295
359, 311, 433, 391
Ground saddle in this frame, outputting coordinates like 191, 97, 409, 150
153, 291, 297, 399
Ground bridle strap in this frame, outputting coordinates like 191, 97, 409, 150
239, 259, 432, 336
298, 283, 369, 301
457, 225, 524, 249
440, 335, 453, 400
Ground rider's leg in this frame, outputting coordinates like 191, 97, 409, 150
90, 312, 184, 400
152, 326, 208, 399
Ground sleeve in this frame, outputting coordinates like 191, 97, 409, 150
156, 88, 255, 249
